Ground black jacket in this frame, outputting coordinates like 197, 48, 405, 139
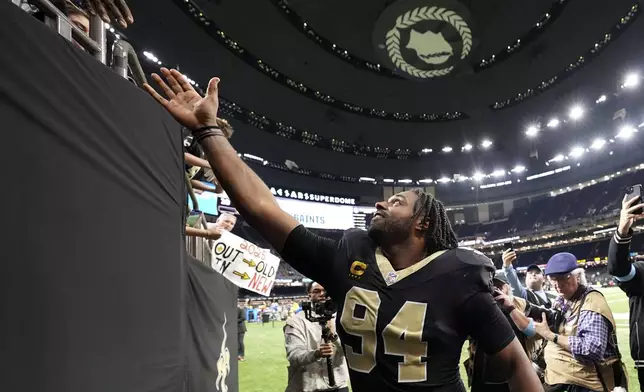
237, 307, 247, 333
608, 230, 644, 363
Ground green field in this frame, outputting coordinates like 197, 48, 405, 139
239, 287, 638, 391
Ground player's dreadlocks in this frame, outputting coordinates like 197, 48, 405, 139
410, 188, 459, 255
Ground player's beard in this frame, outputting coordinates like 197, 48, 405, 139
368, 215, 413, 247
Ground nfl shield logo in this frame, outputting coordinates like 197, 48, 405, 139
385, 271, 398, 285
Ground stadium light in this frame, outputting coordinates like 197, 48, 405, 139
569, 146, 584, 158
383, 178, 395, 183
472, 172, 486, 181
511, 165, 526, 173
617, 125, 636, 139
591, 138, 606, 150
243, 153, 264, 162
481, 139, 493, 149
623, 72, 640, 89
462, 143, 473, 152
491, 169, 506, 178
547, 118, 560, 128
596, 95, 607, 103
437, 177, 451, 184
568, 105, 584, 120
421, 148, 433, 153
550, 154, 565, 163
398, 179, 413, 184
442, 146, 453, 153
359, 177, 375, 182
418, 178, 433, 184
526, 125, 539, 137
143, 51, 159, 63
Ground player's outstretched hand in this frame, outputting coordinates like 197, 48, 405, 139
317, 343, 335, 358
86, 0, 134, 28
144, 68, 220, 131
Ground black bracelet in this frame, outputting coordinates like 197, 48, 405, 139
193, 125, 221, 133
193, 126, 225, 144
553, 333, 559, 344
503, 305, 516, 315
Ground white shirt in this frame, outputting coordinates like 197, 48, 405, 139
284, 312, 350, 392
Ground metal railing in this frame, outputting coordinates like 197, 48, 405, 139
12, 0, 147, 87
15, 0, 105, 62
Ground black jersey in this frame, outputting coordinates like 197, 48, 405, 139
281, 226, 515, 392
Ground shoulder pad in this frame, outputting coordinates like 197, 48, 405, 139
453, 247, 495, 271
343, 228, 369, 239
340, 228, 375, 250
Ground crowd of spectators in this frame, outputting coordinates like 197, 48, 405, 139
455, 169, 643, 239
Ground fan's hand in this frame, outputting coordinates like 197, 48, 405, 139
205, 228, 222, 240
618, 195, 644, 236
143, 68, 220, 131
86, 0, 134, 28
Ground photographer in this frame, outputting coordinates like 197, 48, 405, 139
608, 194, 644, 385
283, 283, 349, 392
538, 253, 625, 392
466, 270, 541, 391
498, 253, 626, 391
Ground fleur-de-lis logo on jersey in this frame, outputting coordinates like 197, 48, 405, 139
215, 313, 230, 392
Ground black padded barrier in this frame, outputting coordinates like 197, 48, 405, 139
0, 3, 238, 392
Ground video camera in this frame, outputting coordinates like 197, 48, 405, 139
301, 299, 337, 323
301, 298, 339, 387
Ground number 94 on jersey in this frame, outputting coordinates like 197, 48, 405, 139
339, 286, 430, 383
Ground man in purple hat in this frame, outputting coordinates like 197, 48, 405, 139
502, 249, 554, 308
531, 252, 625, 392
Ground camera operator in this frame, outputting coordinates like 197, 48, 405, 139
502, 249, 554, 308
535, 253, 625, 392
466, 270, 541, 391
283, 282, 349, 392
608, 194, 644, 385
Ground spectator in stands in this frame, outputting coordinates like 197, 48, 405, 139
66, 1, 89, 34
608, 194, 644, 386
284, 282, 349, 392
237, 304, 247, 361
465, 270, 540, 390
83, 0, 133, 28
535, 253, 625, 391
503, 249, 555, 308
212, 212, 237, 232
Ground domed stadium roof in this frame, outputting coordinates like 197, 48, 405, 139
125, 0, 644, 203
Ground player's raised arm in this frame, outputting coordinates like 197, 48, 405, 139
144, 69, 299, 251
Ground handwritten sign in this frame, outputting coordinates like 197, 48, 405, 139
210, 231, 281, 296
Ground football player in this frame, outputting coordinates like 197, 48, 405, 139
144, 69, 542, 392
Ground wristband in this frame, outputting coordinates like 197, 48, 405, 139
503, 305, 516, 315
192, 126, 225, 143
553, 333, 559, 344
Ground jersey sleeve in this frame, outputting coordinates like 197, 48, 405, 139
279, 224, 340, 286
460, 291, 516, 355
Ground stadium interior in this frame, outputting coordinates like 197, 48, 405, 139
5, 0, 644, 391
